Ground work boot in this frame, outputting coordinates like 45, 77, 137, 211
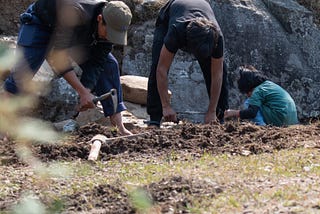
145, 115, 162, 128
144, 120, 161, 128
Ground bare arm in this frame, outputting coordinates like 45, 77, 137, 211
205, 57, 223, 124
224, 109, 240, 119
156, 45, 176, 122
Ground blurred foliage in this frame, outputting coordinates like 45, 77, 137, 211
129, 188, 153, 213
12, 193, 46, 214
0, 43, 71, 213
0, 43, 18, 75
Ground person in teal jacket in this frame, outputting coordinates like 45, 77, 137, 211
224, 65, 298, 126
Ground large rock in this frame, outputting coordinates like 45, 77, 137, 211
120, 75, 149, 105
31, 60, 79, 122
120, 75, 172, 105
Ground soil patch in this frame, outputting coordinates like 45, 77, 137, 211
2, 121, 320, 164
1, 121, 320, 213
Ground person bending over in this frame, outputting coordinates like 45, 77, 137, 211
3, 0, 133, 135
147, 0, 229, 127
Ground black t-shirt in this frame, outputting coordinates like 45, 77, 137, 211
160, 0, 224, 58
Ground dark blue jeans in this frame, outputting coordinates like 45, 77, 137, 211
4, 3, 125, 117
80, 53, 126, 116
147, 23, 229, 123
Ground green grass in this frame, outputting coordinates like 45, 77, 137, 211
1, 147, 319, 213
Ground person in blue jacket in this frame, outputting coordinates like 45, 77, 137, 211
224, 65, 298, 126
3, 0, 133, 135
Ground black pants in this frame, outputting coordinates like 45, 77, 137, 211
147, 24, 229, 123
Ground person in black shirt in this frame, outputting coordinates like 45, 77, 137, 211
147, 0, 229, 126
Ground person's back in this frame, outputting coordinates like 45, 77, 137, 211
249, 80, 298, 126
224, 65, 298, 127
163, 0, 222, 55
168, 0, 218, 23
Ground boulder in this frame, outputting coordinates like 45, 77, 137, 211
124, 101, 148, 119
120, 75, 171, 105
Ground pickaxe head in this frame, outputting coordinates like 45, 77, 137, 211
92, 88, 118, 114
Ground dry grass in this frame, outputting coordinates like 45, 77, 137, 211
1, 147, 319, 213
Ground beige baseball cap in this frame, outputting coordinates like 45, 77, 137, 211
102, 1, 132, 45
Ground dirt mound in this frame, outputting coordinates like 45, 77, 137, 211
38, 121, 320, 161
63, 184, 134, 214
57, 176, 222, 214
2, 121, 319, 165
147, 176, 221, 213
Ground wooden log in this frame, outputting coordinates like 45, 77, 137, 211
87, 132, 149, 161
87, 134, 107, 161
88, 140, 102, 161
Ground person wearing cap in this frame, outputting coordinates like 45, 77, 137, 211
3, 0, 133, 135
147, 0, 229, 126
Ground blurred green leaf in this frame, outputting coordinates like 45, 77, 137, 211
0, 96, 35, 115
47, 199, 65, 214
130, 188, 153, 212
15, 117, 61, 143
46, 162, 73, 178
12, 193, 46, 214
0, 43, 19, 72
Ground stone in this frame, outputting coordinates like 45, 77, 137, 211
52, 119, 79, 132
75, 106, 109, 127
120, 75, 171, 105
124, 101, 148, 119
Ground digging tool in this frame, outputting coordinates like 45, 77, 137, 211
73, 88, 118, 120
88, 134, 107, 161
103, 132, 150, 142
87, 132, 150, 161
92, 88, 118, 113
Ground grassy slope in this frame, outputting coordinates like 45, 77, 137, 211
1, 148, 319, 213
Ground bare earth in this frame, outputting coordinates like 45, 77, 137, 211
1, 119, 319, 213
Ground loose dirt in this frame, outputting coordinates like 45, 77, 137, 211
1, 120, 319, 213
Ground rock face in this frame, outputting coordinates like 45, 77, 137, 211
123, 0, 320, 120
213, 0, 320, 119
0, 0, 319, 122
